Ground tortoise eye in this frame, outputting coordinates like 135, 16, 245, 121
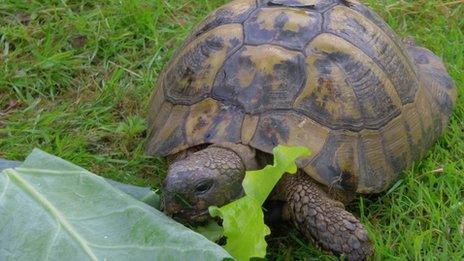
195, 180, 213, 194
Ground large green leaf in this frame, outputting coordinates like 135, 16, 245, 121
0, 158, 160, 209
0, 149, 231, 261
0, 159, 21, 171
103, 178, 160, 209
210, 145, 310, 260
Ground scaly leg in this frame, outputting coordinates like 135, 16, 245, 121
282, 173, 373, 260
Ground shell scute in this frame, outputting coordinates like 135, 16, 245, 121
401, 103, 425, 161
250, 111, 330, 166
299, 33, 402, 131
212, 44, 306, 114
263, 0, 339, 11
186, 98, 244, 146
356, 130, 392, 193
164, 24, 244, 105
407, 46, 457, 118
185, 0, 257, 44
244, 7, 322, 51
305, 131, 359, 191
379, 116, 412, 175
147, 104, 189, 155
295, 44, 364, 130
418, 87, 446, 145
324, 6, 419, 104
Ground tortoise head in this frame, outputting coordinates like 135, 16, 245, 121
161, 146, 246, 222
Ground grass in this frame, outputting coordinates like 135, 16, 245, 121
0, 0, 463, 259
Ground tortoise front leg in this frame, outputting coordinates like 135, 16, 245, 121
282, 173, 373, 260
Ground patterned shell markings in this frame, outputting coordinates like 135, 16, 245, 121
147, 0, 457, 194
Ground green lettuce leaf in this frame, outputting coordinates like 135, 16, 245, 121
0, 149, 231, 261
209, 145, 310, 260
194, 221, 224, 242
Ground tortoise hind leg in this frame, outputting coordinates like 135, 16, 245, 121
281, 173, 373, 260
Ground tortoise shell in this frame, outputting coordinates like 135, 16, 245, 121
146, 0, 457, 193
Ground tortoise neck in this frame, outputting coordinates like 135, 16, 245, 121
167, 142, 262, 170
168, 143, 259, 171
209, 143, 259, 171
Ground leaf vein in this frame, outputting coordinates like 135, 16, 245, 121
87, 242, 208, 252
4, 169, 98, 261
68, 206, 147, 222
14, 167, 88, 175
0, 174, 10, 204
44, 224, 62, 261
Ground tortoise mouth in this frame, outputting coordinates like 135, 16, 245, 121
161, 196, 211, 222
172, 208, 211, 223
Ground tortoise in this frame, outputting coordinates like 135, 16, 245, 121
146, 0, 457, 259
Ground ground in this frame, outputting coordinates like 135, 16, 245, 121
0, 0, 463, 259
